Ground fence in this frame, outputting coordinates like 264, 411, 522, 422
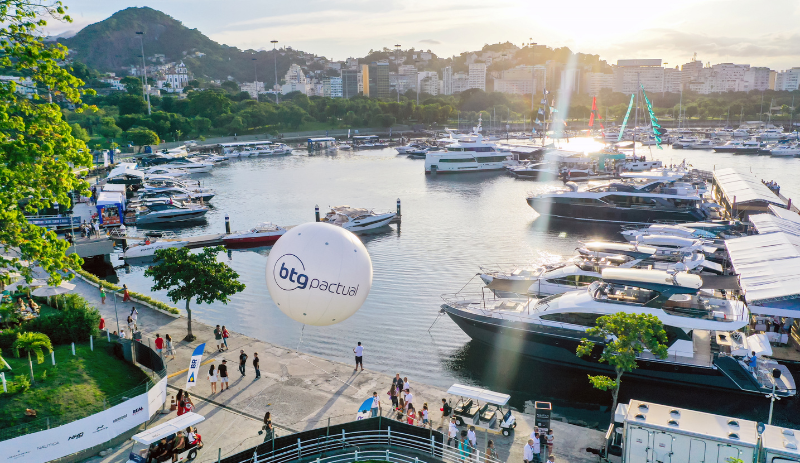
0, 333, 166, 443
220, 417, 501, 463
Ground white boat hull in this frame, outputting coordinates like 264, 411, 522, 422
338, 212, 396, 232
124, 240, 189, 258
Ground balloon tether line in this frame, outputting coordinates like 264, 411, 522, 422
296, 324, 305, 352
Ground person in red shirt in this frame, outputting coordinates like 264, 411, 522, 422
99, 317, 106, 331
122, 284, 131, 302
154, 334, 164, 357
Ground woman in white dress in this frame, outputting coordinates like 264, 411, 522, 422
207, 364, 218, 394
165, 334, 176, 360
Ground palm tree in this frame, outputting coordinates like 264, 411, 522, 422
12, 332, 52, 385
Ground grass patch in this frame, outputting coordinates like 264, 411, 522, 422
0, 338, 150, 428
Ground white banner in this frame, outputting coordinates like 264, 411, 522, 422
0, 376, 167, 462
185, 343, 205, 389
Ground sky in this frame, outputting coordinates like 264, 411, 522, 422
45, 0, 800, 70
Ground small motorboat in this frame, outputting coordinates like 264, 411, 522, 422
123, 238, 189, 259
508, 162, 559, 179
321, 206, 396, 232
222, 222, 287, 247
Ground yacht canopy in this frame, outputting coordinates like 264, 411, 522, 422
725, 232, 800, 315
713, 168, 784, 207
601, 268, 702, 289
768, 204, 800, 223
446, 384, 510, 406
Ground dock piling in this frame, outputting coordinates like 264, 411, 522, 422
397, 198, 401, 216
315, 205, 320, 222
225, 214, 231, 234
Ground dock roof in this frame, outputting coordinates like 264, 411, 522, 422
713, 168, 785, 207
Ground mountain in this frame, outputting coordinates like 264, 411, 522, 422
58, 7, 297, 84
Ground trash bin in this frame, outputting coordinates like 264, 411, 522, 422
535, 401, 552, 431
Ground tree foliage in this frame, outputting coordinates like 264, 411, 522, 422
144, 246, 245, 341
0, 0, 94, 285
13, 331, 53, 384
126, 127, 159, 148
576, 312, 669, 426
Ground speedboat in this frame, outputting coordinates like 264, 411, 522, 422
443, 268, 796, 397
156, 158, 213, 173
133, 203, 209, 225
507, 162, 559, 179
143, 167, 191, 178
138, 186, 215, 202
123, 238, 189, 259
713, 140, 760, 154
620, 224, 718, 242
425, 117, 512, 174
321, 206, 396, 232
770, 144, 800, 157
222, 222, 287, 247
266, 143, 293, 155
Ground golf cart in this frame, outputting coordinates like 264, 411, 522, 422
447, 384, 516, 436
126, 412, 205, 463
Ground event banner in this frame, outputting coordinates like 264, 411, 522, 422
185, 343, 205, 389
1, 376, 167, 462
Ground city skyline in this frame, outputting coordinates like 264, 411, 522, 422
46, 0, 800, 71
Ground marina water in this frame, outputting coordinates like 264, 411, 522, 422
102, 140, 800, 428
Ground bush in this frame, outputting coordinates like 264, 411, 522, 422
0, 328, 21, 349
75, 269, 121, 291
25, 295, 100, 344
7, 375, 31, 394
128, 292, 180, 315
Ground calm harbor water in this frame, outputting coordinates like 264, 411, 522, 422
99, 140, 800, 428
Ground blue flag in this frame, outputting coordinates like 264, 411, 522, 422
186, 343, 205, 389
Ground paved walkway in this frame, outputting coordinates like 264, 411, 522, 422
16, 274, 604, 463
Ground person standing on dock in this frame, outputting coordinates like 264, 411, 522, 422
154, 334, 164, 357
219, 360, 229, 391
448, 417, 459, 447
370, 391, 382, 417
100, 287, 106, 304
222, 326, 230, 350
214, 325, 223, 352
531, 428, 542, 463
353, 342, 364, 371
440, 398, 451, 430
253, 352, 260, 379
524, 439, 535, 463
130, 306, 138, 330
239, 350, 248, 376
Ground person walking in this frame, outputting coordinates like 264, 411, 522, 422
100, 287, 106, 304
165, 334, 176, 360
459, 431, 470, 462
222, 326, 230, 350
524, 439, 535, 463
219, 360, 229, 391
214, 325, 223, 352
253, 352, 261, 379
130, 306, 138, 329
388, 383, 399, 410
154, 334, 164, 357
239, 350, 248, 377
122, 284, 131, 302
448, 417, 459, 447
467, 426, 477, 454
261, 412, 273, 442
440, 398, 452, 430
353, 341, 364, 371
176, 389, 186, 415
127, 316, 135, 333
208, 364, 218, 394
182, 393, 194, 414
486, 440, 499, 462
406, 404, 416, 425
370, 391, 382, 417
421, 403, 430, 428
93, 220, 100, 238
531, 428, 542, 463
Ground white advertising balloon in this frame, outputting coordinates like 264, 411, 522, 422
265, 222, 373, 326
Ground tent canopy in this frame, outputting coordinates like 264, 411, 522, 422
713, 168, 784, 207
447, 384, 510, 406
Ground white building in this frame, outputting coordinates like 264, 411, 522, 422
163, 61, 189, 93
583, 72, 615, 95
282, 63, 310, 94
0, 76, 37, 98
493, 65, 535, 95
418, 71, 439, 96
390, 73, 416, 95
468, 63, 486, 91
744, 67, 771, 92
614, 59, 664, 94
442, 66, 453, 95
240, 81, 265, 99
324, 76, 343, 98
775, 67, 800, 91
99, 76, 126, 91
452, 72, 470, 94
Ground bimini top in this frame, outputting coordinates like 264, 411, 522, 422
131, 412, 205, 445
601, 268, 702, 291
713, 168, 784, 207
446, 384, 510, 406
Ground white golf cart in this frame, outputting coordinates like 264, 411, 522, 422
126, 412, 205, 463
447, 384, 516, 436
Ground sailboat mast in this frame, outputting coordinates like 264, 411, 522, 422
633, 73, 639, 157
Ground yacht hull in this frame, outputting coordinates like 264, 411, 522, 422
443, 306, 791, 396
527, 198, 706, 224
135, 210, 208, 225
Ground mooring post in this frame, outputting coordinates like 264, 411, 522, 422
315, 205, 320, 222
224, 214, 231, 234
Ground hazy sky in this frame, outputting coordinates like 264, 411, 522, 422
46, 0, 800, 70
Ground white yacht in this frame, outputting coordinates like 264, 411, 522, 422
425, 117, 511, 174
266, 143, 293, 155
156, 158, 213, 173
137, 186, 215, 202
124, 238, 189, 259
321, 206, 396, 232
142, 166, 191, 178
758, 127, 785, 140
443, 268, 796, 397
770, 144, 800, 157
133, 203, 209, 225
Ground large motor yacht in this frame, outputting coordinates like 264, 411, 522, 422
425, 117, 511, 174
133, 203, 209, 225
443, 268, 796, 397
321, 206, 396, 232
526, 173, 710, 224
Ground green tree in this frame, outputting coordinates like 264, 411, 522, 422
191, 116, 212, 135
220, 80, 239, 93
70, 122, 90, 142
0, 1, 93, 285
145, 246, 245, 341
12, 332, 53, 385
576, 312, 669, 427
118, 94, 147, 115
126, 127, 159, 151
121, 76, 143, 95
97, 117, 122, 139
188, 89, 232, 120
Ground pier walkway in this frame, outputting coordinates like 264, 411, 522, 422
64, 276, 604, 463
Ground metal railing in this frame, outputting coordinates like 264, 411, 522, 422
0, 335, 166, 443
247, 428, 498, 463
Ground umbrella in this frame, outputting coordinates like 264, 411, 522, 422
32, 281, 76, 309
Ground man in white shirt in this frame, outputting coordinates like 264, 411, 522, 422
448, 417, 459, 447
370, 391, 382, 417
531, 430, 541, 463
404, 389, 413, 409
524, 439, 534, 463
353, 342, 363, 371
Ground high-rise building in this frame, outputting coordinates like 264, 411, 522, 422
452, 72, 470, 94
583, 72, 615, 95
240, 81, 265, 99
744, 67, 771, 92
468, 63, 486, 91
442, 66, 453, 95
775, 68, 800, 91
418, 71, 439, 96
663, 68, 683, 93
367, 62, 390, 98
493, 65, 536, 95
322, 76, 343, 98
614, 59, 664, 94
341, 69, 359, 98
360, 64, 370, 96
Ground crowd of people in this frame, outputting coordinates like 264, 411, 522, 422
763, 179, 781, 194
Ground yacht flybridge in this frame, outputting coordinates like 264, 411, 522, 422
425, 116, 512, 174
443, 268, 796, 397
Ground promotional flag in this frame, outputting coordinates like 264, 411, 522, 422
186, 343, 205, 389
589, 96, 597, 127
617, 94, 635, 142
348, 129, 351, 138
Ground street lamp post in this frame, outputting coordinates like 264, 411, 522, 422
530, 40, 537, 113
135, 32, 151, 115
252, 57, 258, 102
395, 44, 401, 103
767, 368, 782, 425
271, 40, 279, 104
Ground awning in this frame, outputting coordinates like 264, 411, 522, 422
749, 213, 800, 236
446, 384, 510, 406
699, 275, 740, 290
131, 412, 205, 445
713, 168, 785, 207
